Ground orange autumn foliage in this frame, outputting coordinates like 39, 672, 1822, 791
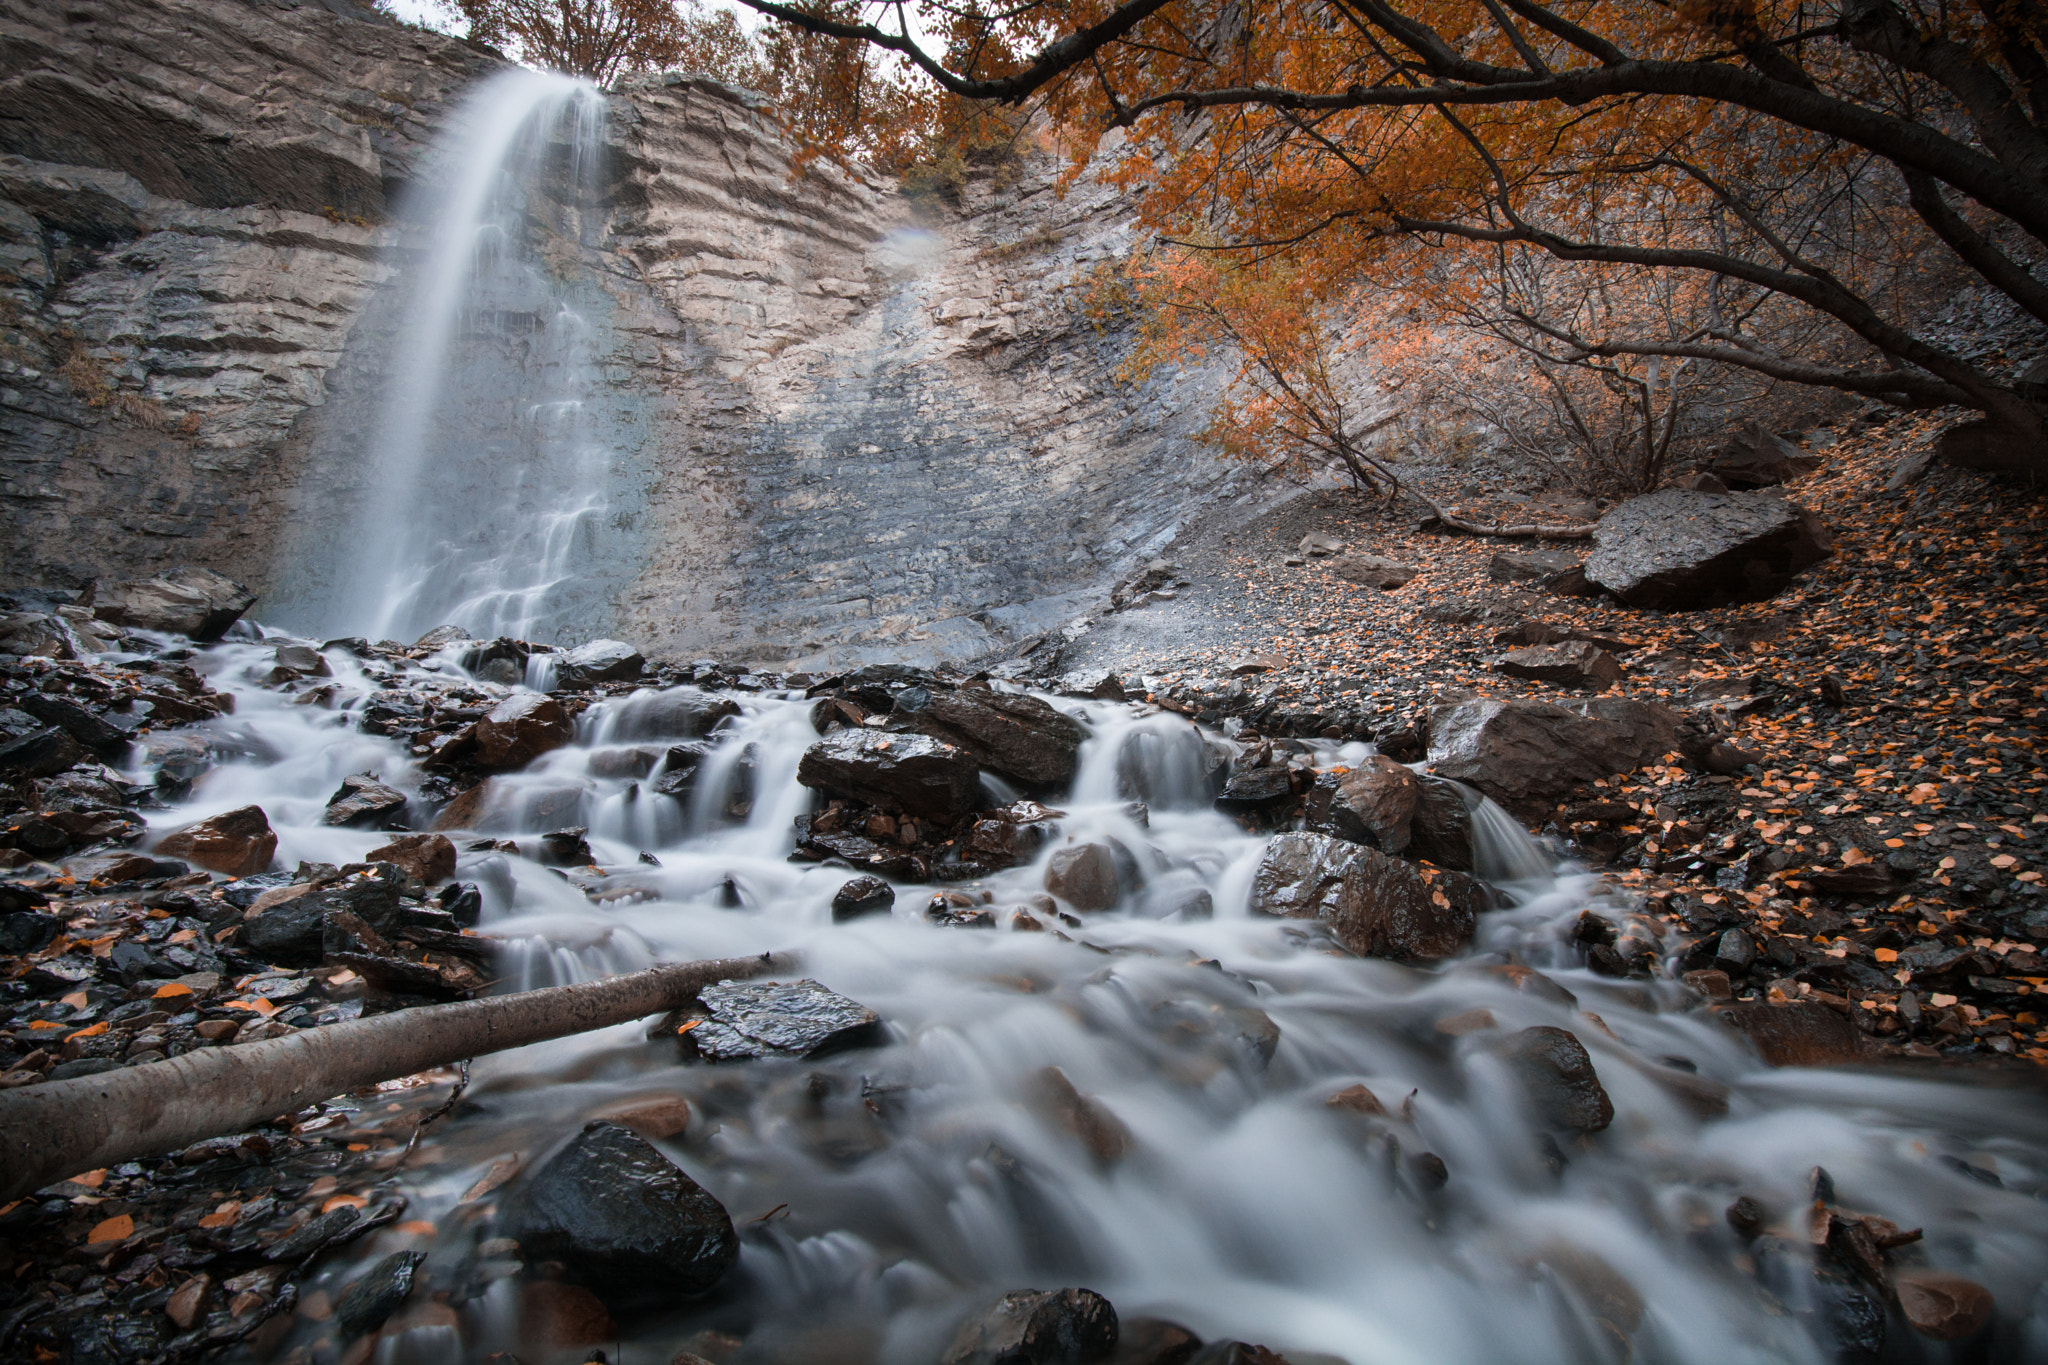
742, 0, 2048, 471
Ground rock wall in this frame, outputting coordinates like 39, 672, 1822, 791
0, 0, 1248, 665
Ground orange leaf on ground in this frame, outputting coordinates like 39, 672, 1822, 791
86, 1214, 132, 1244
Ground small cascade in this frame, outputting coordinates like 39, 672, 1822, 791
277, 70, 621, 646
120, 648, 2048, 1365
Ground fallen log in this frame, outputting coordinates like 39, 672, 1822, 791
0, 953, 792, 1202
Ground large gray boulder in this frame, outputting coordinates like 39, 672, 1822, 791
901, 688, 1087, 788
553, 638, 645, 688
1249, 831, 1485, 962
1584, 490, 1829, 608
94, 566, 255, 639
797, 729, 981, 817
1427, 697, 1680, 818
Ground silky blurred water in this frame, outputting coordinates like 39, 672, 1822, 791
140, 638, 2048, 1365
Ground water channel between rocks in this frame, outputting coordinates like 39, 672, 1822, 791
130, 635, 2048, 1365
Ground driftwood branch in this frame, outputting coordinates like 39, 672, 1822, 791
1406, 483, 1597, 538
0, 954, 792, 1202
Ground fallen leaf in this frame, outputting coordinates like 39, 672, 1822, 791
86, 1213, 132, 1244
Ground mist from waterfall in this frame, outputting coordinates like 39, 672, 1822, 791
279, 69, 617, 645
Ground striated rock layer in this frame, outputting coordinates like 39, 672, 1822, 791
1, 0, 1248, 664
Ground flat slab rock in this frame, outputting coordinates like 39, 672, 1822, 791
1584, 489, 1830, 609
797, 728, 981, 817
682, 978, 885, 1061
1427, 696, 1682, 817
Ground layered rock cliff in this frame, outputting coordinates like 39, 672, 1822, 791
0, 0, 1245, 665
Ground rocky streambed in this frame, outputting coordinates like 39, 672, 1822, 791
1, 570, 2045, 1365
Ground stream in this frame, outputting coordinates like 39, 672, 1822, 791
133, 635, 2048, 1365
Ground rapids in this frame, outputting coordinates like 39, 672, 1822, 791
136, 636, 2048, 1365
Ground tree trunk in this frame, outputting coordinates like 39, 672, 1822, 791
0, 954, 792, 1202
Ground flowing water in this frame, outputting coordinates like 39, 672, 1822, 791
130, 639, 2048, 1365
274, 69, 617, 646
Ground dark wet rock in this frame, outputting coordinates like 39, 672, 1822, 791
366, 832, 457, 884
902, 688, 1088, 788
1426, 697, 1681, 818
1495, 641, 1623, 692
335, 1249, 424, 1339
945, 1286, 1120, 1365
1109, 1319, 1203, 1365
18, 692, 127, 752
678, 978, 885, 1061
34, 770, 128, 812
1303, 756, 1420, 854
555, 638, 645, 689
1498, 1026, 1613, 1132
1036, 1067, 1133, 1164
500, 1120, 738, 1298
1699, 425, 1821, 489
474, 692, 575, 772
1894, 1270, 1994, 1341
831, 875, 895, 922
1584, 490, 1830, 609
272, 641, 332, 676
0, 910, 60, 954
1250, 832, 1481, 962
94, 566, 256, 639
1489, 549, 1579, 584
1714, 1001, 1870, 1066
1044, 842, 1122, 911
966, 808, 1057, 867
1407, 777, 1475, 871
0, 726, 86, 777
1215, 764, 1299, 810
797, 729, 981, 818
536, 827, 595, 867
154, 804, 276, 877
322, 772, 409, 828
1331, 554, 1419, 589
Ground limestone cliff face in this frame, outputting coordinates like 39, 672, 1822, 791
0, 0, 1244, 665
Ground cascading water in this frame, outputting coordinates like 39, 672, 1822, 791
272, 70, 622, 646
128, 641, 2048, 1364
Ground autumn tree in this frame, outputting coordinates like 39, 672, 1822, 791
736, 0, 2048, 476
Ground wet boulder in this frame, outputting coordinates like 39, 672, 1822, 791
1894, 1271, 1994, 1341
19, 692, 128, 753
322, 773, 409, 828
499, 1120, 738, 1298
154, 804, 276, 877
365, 833, 457, 885
1406, 777, 1475, 872
1044, 843, 1122, 911
1112, 1319, 1204, 1365
334, 1250, 424, 1339
1426, 697, 1680, 818
93, 566, 256, 639
1583, 490, 1830, 609
1500, 1025, 1613, 1132
944, 1286, 1119, 1365
1215, 764, 1298, 811
555, 639, 645, 689
474, 692, 574, 772
0, 727, 86, 778
797, 729, 981, 818
1713, 1001, 1870, 1066
677, 978, 885, 1061
902, 688, 1088, 788
1494, 641, 1623, 692
1249, 832, 1483, 962
831, 875, 896, 922
1303, 756, 1420, 854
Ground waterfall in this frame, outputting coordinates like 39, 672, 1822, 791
277, 69, 618, 645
